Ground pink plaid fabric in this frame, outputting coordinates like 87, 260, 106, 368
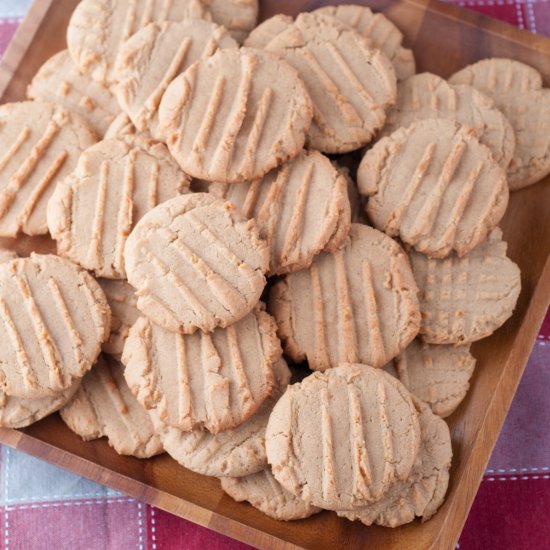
0, 2, 549, 549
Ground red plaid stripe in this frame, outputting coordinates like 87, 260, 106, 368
0, 3, 548, 549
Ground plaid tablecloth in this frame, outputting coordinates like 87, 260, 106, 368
0, 1, 549, 549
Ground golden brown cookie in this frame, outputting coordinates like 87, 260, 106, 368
155, 358, 290, 477
221, 469, 322, 521
265, 12, 396, 153
47, 136, 190, 279
384, 339, 476, 417
114, 20, 238, 140
0, 101, 96, 237
410, 228, 521, 344
382, 73, 515, 169
449, 58, 550, 189
314, 5, 415, 80
98, 279, 139, 357
27, 50, 120, 137
358, 118, 509, 258
0, 379, 79, 429
209, 150, 351, 275
60, 354, 163, 458
268, 224, 420, 371
202, 0, 258, 43
124, 193, 269, 333
67, 0, 209, 85
338, 398, 452, 527
158, 47, 313, 183
243, 14, 293, 48
122, 305, 281, 433
0, 254, 110, 399
266, 364, 421, 510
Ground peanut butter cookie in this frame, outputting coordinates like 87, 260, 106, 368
61, 354, 163, 458
450, 58, 550, 189
266, 12, 396, 153
410, 228, 521, 344
156, 358, 290, 477
114, 20, 237, 140
0, 101, 96, 237
266, 364, 421, 510
28, 50, 120, 137
269, 224, 420, 371
67, 0, 209, 85
124, 193, 269, 333
0, 254, 110, 399
209, 150, 350, 275
158, 48, 313, 183
122, 306, 281, 433
382, 73, 515, 169
221, 468, 322, 521
358, 118, 509, 258
384, 339, 476, 417
48, 136, 190, 279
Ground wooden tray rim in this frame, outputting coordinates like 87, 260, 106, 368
0, 1, 549, 549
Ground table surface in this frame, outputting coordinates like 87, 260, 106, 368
0, 1, 549, 549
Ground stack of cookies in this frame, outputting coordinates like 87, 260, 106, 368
0, 0, 544, 529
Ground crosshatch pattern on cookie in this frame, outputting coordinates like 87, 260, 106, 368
410, 228, 521, 344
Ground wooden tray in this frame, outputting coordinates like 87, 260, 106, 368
0, 1, 549, 549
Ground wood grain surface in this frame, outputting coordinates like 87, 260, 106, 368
0, 1, 549, 549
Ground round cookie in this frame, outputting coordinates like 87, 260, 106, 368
265, 12, 396, 153
384, 339, 476, 418
266, 13, 396, 153
0, 254, 110, 399
381, 73, 515, 169
266, 364, 422, 510
27, 50, 120, 137
358, 118, 509, 258
60, 354, 163, 458
98, 279, 140, 357
0, 379, 79, 429
114, 20, 238, 140
314, 5, 415, 80
268, 224, 420, 371
47, 136, 190, 279
156, 358, 291, 477
244, 14, 293, 49
496, 91, 550, 189
410, 227, 521, 344
202, 0, 258, 44
122, 305, 281, 433
449, 58, 542, 96
221, 469, 322, 521
66, 0, 209, 85
124, 193, 269, 333
450, 58, 550, 190
338, 398, 452, 527
0, 101, 96, 237
209, 150, 351, 275
158, 48, 313, 184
